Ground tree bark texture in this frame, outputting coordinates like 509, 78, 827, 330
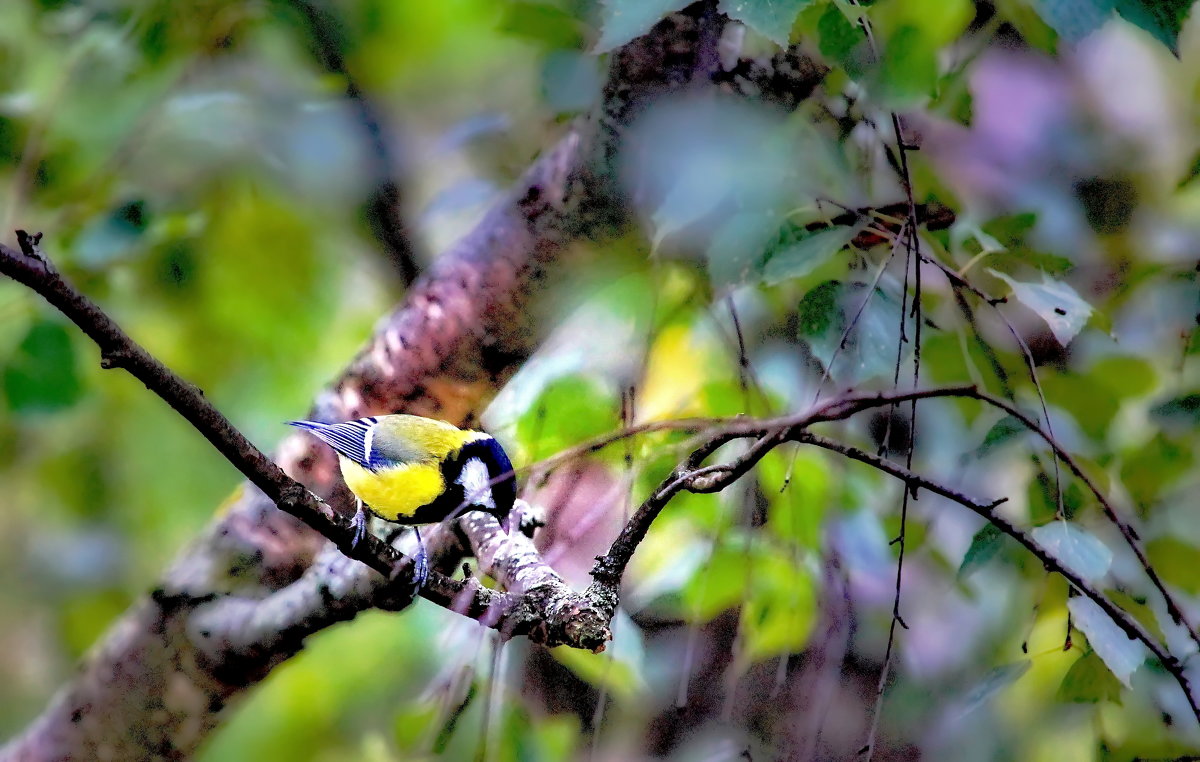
1, 8, 824, 760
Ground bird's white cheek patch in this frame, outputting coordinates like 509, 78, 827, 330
457, 457, 496, 510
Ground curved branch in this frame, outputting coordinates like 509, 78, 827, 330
580, 381, 1200, 726
795, 431, 1200, 725
928, 260, 1200, 650
583, 404, 1199, 726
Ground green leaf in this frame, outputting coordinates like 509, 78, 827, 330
988, 269, 1094, 347
956, 661, 1031, 719
796, 279, 904, 384
1106, 589, 1167, 644
637, 98, 800, 269
1057, 650, 1124, 704
876, 25, 938, 105
958, 523, 1010, 580
3, 319, 83, 414
760, 449, 829, 550
1090, 355, 1157, 400
197, 187, 331, 370
1030, 0, 1114, 44
682, 543, 750, 620
875, 0, 974, 46
741, 548, 817, 660
1113, 0, 1193, 54
59, 590, 132, 658
392, 701, 441, 754
652, 172, 727, 253
817, 2, 861, 61
515, 374, 619, 457
1031, 522, 1112, 581
500, 2, 586, 49
970, 415, 1027, 460
624, 519, 710, 606
1146, 537, 1200, 596
719, 0, 814, 46
541, 50, 602, 114
1027, 475, 1088, 524
1150, 392, 1200, 426
797, 281, 841, 338
1041, 371, 1119, 442
530, 714, 582, 761
706, 210, 783, 287
952, 220, 1007, 259
1068, 596, 1144, 688
635, 99, 847, 285
1120, 433, 1193, 512
595, 0, 688, 52
760, 224, 859, 286
702, 377, 752, 418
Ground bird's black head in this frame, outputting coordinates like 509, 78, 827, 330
443, 436, 518, 520
479, 436, 517, 515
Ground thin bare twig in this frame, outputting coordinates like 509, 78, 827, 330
866, 220, 922, 758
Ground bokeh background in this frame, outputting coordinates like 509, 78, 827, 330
1, 1, 1200, 760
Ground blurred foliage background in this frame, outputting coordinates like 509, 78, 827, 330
2, 0, 1200, 760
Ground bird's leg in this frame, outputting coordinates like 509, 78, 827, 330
411, 526, 429, 593
350, 497, 368, 549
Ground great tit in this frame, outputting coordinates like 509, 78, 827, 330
288, 414, 517, 587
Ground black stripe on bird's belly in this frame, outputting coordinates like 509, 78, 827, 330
406, 437, 517, 524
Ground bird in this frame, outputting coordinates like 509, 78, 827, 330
288, 414, 517, 588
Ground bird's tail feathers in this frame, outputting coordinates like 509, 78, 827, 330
287, 418, 374, 466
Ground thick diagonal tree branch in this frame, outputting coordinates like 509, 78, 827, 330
3, 7, 822, 759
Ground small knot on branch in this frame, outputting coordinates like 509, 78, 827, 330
16, 230, 43, 258
275, 482, 314, 515
15, 230, 55, 273
686, 467, 733, 493
100, 348, 134, 370
563, 611, 612, 654
533, 591, 613, 652
589, 555, 620, 585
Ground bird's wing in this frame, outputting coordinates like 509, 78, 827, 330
288, 418, 377, 467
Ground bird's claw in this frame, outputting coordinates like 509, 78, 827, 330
349, 499, 368, 549
411, 526, 429, 595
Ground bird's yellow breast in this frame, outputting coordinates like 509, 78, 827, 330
339, 456, 445, 522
